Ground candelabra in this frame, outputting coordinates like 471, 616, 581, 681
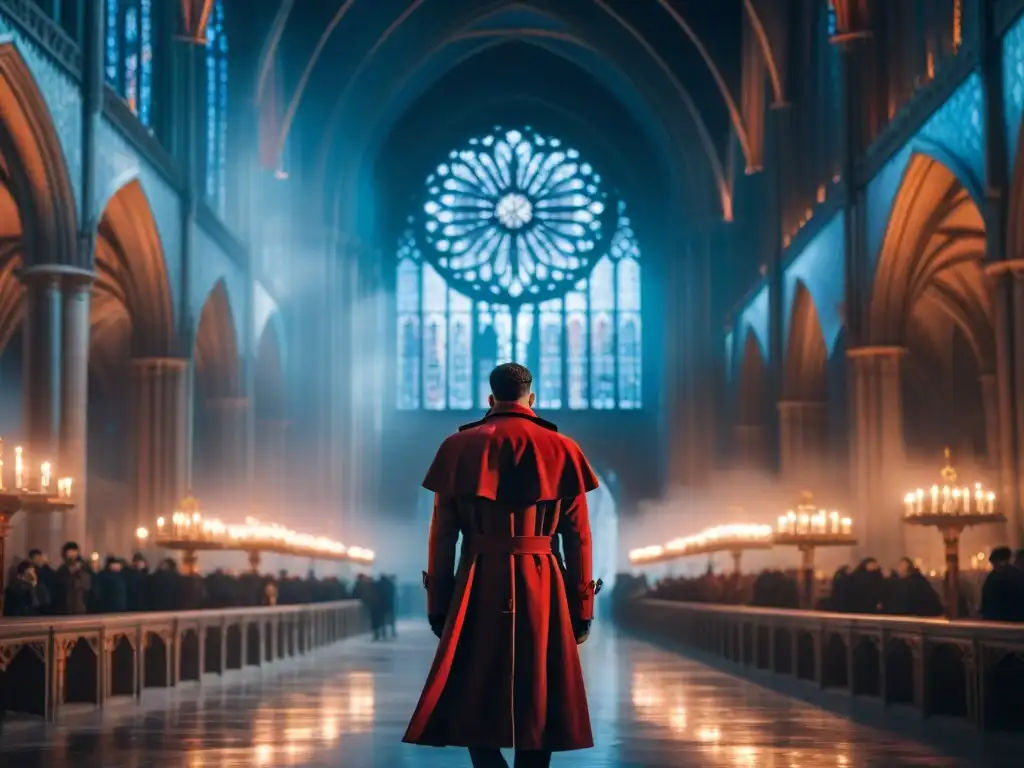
0, 439, 75, 615
137, 494, 376, 574
901, 448, 1004, 618
772, 492, 856, 608
629, 523, 773, 572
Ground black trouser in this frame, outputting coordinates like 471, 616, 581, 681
468, 748, 552, 768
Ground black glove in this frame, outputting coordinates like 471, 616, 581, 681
573, 618, 592, 645
428, 614, 446, 639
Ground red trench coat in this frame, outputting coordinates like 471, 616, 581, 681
403, 402, 599, 752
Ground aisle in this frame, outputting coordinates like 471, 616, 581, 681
0, 620, 964, 767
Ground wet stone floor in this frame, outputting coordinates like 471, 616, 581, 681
0, 620, 982, 767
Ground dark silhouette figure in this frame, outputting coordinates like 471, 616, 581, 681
95, 557, 128, 614
3, 561, 43, 617
981, 547, 1024, 622
883, 558, 943, 617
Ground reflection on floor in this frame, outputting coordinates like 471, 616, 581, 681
0, 620, 966, 767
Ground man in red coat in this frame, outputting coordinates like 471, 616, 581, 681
403, 363, 600, 768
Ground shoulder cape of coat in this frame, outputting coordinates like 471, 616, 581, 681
421, 403, 599, 502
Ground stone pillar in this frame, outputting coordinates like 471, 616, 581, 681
778, 401, 828, 488
986, 262, 1024, 546
733, 424, 769, 470
206, 397, 250, 509
131, 359, 189, 555
978, 373, 1001, 474
20, 270, 63, 556
255, 419, 289, 507
848, 347, 906, 565
60, 276, 91, 547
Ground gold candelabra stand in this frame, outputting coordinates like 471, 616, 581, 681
136, 494, 375, 575
902, 448, 1004, 619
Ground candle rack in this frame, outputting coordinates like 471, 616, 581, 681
902, 448, 1005, 619
137, 494, 376, 575
0, 490, 76, 616
772, 492, 856, 608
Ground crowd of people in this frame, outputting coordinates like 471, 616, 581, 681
1, 540, 399, 631
625, 546, 1024, 621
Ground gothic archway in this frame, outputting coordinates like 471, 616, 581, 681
0, 44, 78, 459
735, 328, 768, 469
869, 152, 991, 463
192, 279, 244, 507
780, 281, 829, 486
253, 316, 287, 506
89, 179, 176, 554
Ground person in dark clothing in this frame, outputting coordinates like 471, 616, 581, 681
27, 549, 54, 614
125, 554, 150, 611
378, 574, 397, 638
52, 542, 91, 615
836, 558, 885, 614
981, 546, 1024, 621
353, 574, 383, 639
149, 559, 181, 611
3, 561, 43, 616
884, 557, 943, 617
96, 557, 128, 613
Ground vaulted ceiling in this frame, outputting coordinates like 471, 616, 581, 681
252, 0, 792, 235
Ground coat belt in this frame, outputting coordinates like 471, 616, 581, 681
468, 535, 553, 556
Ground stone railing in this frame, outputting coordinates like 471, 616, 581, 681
0, 600, 369, 721
618, 598, 1024, 732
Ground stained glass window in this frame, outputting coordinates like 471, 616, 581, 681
104, 0, 154, 127
396, 127, 643, 411
205, 0, 230, 216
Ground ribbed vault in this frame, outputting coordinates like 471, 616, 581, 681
869, 153, 991, 374
783, 281, 828, 402
261, 0, 764, 227
193, 280, 241, 401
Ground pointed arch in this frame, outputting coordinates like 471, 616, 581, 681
0, 43, 78, 267
254, 314, 286, 420
193, 279, 241, 400
737, 328, 767, 426
783, 281, 828, 402
869, 152, 992, 373
89, 179, 175, 391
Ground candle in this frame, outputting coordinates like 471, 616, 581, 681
40, 461, 51, 490
841, 518, 852, 536
930, 485, 939, 514
942, 485, 950, 513
904, 493, 915, 517
777, 515, 787, 533
962, 487, 970, 513
15, 446, 23, 489
986, 492, 995, 515
916, 489, 924, 515
830, 510, 840, 533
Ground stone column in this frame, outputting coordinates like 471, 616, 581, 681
206, 397, 250, 508
986, 261, 1024, 546
848, 347, 906, 564
130, 359, 189, 555
20, 269, 63, 556
60, 275, 91, 548
733, 424, 769, 471
978, 373, 1001, 474
255, 419, 289, 507
778, 401, 828, 488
